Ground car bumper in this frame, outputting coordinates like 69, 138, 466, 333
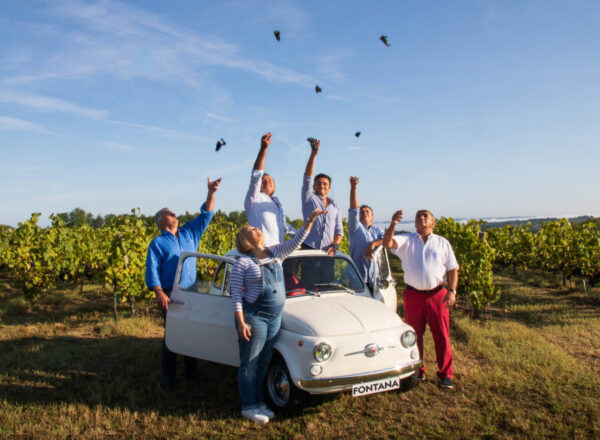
299, 360, 422, 391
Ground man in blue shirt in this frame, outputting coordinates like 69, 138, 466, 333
348, 176, 385, 289
301, 138, 343, 254
145, 177, 221, 389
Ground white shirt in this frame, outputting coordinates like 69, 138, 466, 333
244, 169, 295, 247
389, 232, 458, 291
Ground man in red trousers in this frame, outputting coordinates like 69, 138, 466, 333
382, 209, 459, 388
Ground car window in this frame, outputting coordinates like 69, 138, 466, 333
213, 261, 232, 297
179, 255, 231, 296
282, 256, 365, 296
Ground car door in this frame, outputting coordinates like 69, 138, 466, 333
371, 247, 398, 311
165, 252, 240, 367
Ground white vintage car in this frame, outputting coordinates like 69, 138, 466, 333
165, 248, 421, 409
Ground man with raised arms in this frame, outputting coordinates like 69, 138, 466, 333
382, 209, 459, 389
300, 138, 343, 254
348, 176, 385, 288
145, 177, 221, 389
244, 132, 296, 247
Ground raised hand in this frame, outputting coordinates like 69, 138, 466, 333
391, 210, 403, 224
208, 177, 222, 193
350, 176, 359, 187
261, 132, 272, 150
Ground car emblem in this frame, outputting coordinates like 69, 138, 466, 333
364, 344, 380, 357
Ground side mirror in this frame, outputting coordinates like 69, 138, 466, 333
378, 279, 390, 290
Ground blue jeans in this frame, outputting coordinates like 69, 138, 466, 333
237, 255, 286, 410
237, 312, 282, 409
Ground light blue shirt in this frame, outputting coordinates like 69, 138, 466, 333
348, 208, 385, 282
301, 175, 344, 249
145, 203, 213, 291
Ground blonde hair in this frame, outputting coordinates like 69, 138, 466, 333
235, 226, 255, 253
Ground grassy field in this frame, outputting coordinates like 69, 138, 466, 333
1, 267, 599, 439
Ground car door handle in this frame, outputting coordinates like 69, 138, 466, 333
169, 299, 185, 305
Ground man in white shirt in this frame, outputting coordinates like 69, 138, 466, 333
244, 132, 296, 247
382, 209, 459, 389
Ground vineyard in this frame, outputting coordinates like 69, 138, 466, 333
0, 211, 598, 317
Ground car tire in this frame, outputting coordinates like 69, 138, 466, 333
264, 354, 298, 410
400, 371, 419, 392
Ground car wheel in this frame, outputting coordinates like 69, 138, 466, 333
400, 371, 418, 392
265, 355, 297, 410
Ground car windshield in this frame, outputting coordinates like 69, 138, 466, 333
282, 256, 365, 297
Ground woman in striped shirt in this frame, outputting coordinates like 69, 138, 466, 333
231, 208, 326, 424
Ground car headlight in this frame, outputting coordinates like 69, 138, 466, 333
400, 330, 417, 348
313, 343, 332, 362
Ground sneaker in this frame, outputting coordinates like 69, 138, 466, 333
417, 372, 425, 382
439, 377, 454, 389
258, 404, 275, 419
241, 408, 269, 425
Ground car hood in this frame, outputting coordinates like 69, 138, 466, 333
281, 294, 402, 336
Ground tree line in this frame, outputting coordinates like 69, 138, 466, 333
0, 211, 597, 317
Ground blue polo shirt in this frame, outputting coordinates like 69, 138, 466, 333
348, 208, 385, 283
145, 204, 213, 291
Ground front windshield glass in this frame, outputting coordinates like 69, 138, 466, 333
282, 256, 365, 296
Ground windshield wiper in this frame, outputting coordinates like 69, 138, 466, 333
313, 283, 354, 294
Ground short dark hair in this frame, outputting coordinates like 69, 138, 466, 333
359, 204, 373, 214
416, 209, 435, 220
314, 173, 331, 185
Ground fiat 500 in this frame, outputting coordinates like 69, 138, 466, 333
165, 248, 421, 409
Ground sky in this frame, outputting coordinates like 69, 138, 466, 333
1, 0, 599, 227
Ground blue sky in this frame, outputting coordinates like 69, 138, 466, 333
1, 0, 599, 227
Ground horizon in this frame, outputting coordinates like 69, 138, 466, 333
2, 0, 599, 226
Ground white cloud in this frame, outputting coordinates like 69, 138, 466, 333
205, 112, 237, 123
97, 140, 136, 151
0, 115, 50, 133
3, 0, 315, 89
0, 89, 109, 119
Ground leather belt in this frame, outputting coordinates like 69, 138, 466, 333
405, 284, 444, 294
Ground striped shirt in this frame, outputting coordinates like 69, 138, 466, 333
230, 226, 309, 312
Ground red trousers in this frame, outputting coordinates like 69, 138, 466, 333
403, 287, 453, 379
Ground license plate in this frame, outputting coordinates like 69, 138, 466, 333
351, 376, 400, 397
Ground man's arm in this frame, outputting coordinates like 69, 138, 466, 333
382, 210, 403, 248
301, 139, 320, 208
324, 207, 344, 256
252, 132, 271, 171
304, 138, 320, 177
350, 176, 359, 209
205, 177, 222, 212
347, 176, 360, 235
325, 234, 342, 256
146, 244, 170, 311
365, 239, 384, 259
445, 268, 459, 307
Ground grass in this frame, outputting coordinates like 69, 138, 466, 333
0, 268, 599, 439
